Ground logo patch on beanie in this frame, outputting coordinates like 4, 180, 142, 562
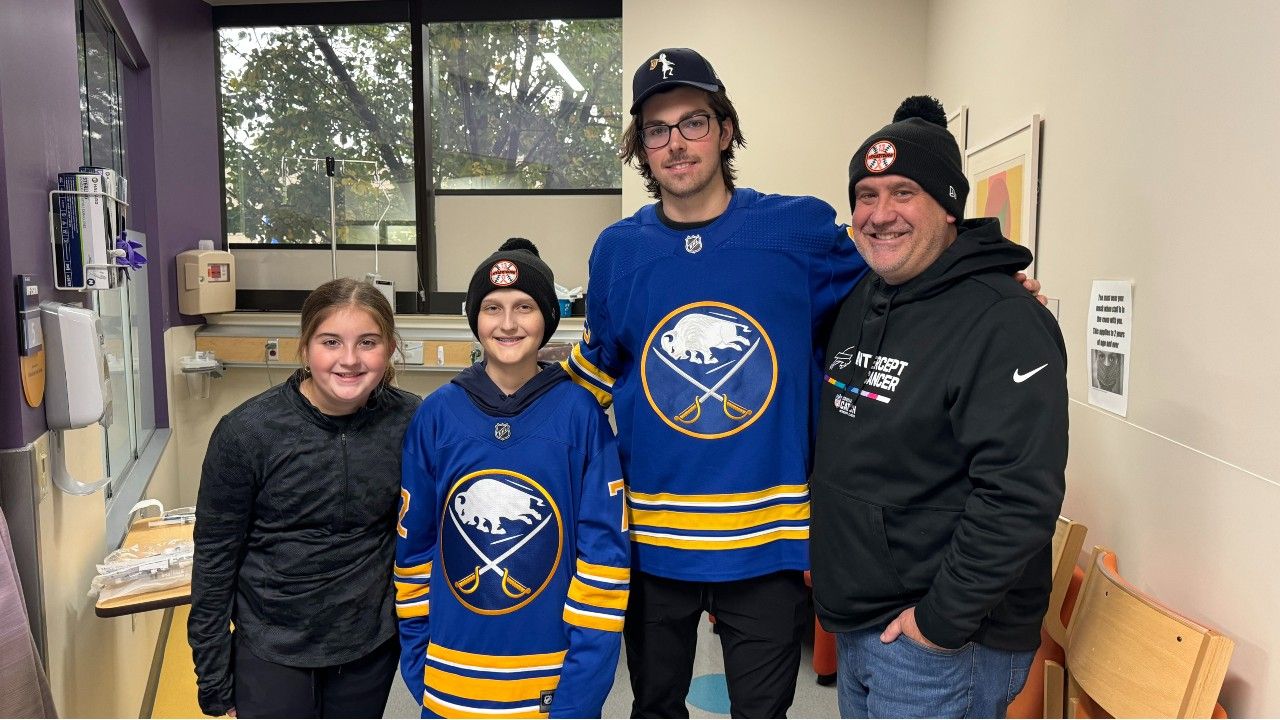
489, 260, 519, 287
865, 140, 897, 173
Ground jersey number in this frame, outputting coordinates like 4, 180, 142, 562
608, 479, 628, 532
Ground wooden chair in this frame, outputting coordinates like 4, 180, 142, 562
1056, 546, 1234, 718
1009, 515, 1087, 718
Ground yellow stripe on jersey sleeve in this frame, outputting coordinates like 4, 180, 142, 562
396, 599, 429, 619
575, 559, 630, 584
428, 644, 566, 672
626, 484, 809, 507
630, 501, 809, 531
563, 604, 625, 633
395, 580, 431, 602
395, 561, 432, 578
562, 361, 613, 407
567, 578, 628, 611
570, 344, 616, 386
424, 666, 560, 703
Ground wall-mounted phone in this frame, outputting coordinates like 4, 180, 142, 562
40, 301, 114, 495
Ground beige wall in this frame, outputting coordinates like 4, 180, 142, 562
36, 332, 186, 718
434, 194, 622, 293
621, 0, 929, 217
924, 0, 1280, 715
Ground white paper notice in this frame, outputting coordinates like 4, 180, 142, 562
1087, 280, 1132, 416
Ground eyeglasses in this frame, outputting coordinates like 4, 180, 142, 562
640, 114, 718, 150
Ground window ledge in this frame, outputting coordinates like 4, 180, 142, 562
104, 428, 173, 551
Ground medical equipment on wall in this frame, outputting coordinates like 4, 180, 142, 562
40, 301, 115, 495
176, 239, 236, 315
179, 350, 225, 399
89, 500, 195, 603
280, 155, 396, 302
49, 167, 146, 291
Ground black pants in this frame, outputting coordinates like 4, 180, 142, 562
625, 570, 808, 719
232, 634, 399, 718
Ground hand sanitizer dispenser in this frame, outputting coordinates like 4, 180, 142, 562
41, 302, 111, 430
177, 239, 235, 315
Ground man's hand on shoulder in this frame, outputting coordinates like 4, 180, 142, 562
879, 606, 947, 650
1014, 271, 1048, 306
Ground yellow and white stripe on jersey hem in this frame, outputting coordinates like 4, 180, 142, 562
627, 483, 810, 551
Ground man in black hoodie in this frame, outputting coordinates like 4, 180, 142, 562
809, 97, 1068, 719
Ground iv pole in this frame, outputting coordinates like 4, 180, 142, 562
280, 156, 395, 281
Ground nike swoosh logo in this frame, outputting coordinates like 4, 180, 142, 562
1013, 363, 1049, 383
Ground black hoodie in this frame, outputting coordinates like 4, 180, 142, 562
451, 360, 568, 416
809, 218, 1068, 652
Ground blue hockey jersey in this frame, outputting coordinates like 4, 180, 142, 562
396, 377, 629, 719
565, 188, 868, 582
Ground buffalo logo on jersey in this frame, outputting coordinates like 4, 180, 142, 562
640, 301, 777, 439
441, 470, 563, 615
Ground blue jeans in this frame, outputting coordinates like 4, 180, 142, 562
835, 626, 1034, 718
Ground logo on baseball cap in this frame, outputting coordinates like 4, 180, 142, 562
630, 48, 724, 115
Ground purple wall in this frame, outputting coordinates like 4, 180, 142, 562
0, 0, 91, 449
0, 0, 219, 448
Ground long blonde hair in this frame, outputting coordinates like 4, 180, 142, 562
297, 278, 400, 386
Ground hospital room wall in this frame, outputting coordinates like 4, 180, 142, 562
922, 1, 1280, 715
0, 0, 219, 716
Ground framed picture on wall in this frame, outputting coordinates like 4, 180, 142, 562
947, 104, 968, 173
965, 114, 1043, 275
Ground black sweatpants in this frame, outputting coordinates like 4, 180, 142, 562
232, 634, 399, 719
625, 570, 808, 719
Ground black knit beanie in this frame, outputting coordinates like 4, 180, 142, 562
466, 238, 559, 348
848, 96, 968, 220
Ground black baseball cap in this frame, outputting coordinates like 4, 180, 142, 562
630, 48, 724, 115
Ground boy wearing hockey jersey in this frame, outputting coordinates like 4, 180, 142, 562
396, 239, 629, 718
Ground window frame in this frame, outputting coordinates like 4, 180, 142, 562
213, 0, 622, 314
75, 0, 165, 543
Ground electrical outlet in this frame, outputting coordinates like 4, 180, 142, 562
266, 338, 279, 362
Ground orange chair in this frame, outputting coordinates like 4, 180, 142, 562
1054, 546, 1234, 718
1009, 516, 1087, 718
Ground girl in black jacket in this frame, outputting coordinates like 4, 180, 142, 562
189, 279, 421, 718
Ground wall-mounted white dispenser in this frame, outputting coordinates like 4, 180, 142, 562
40, 301, 114, 495
41, 302, 110, 430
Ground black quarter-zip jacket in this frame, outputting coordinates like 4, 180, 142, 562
810, 218, 1068, 652
189, 372, 420, 716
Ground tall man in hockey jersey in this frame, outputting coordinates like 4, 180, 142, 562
564, 47, 868, 717
565, 50, 1041, 717
809, 97, 1068, 718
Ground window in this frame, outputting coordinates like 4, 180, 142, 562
215, 2, 622, 313
76, 0, 157, 507
428, 19, 622, 190
219, 23, 417, 247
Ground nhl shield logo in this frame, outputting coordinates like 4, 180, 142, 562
441, 470, 563, 614
684, 234, 703, 254
494, 423, 511, 441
